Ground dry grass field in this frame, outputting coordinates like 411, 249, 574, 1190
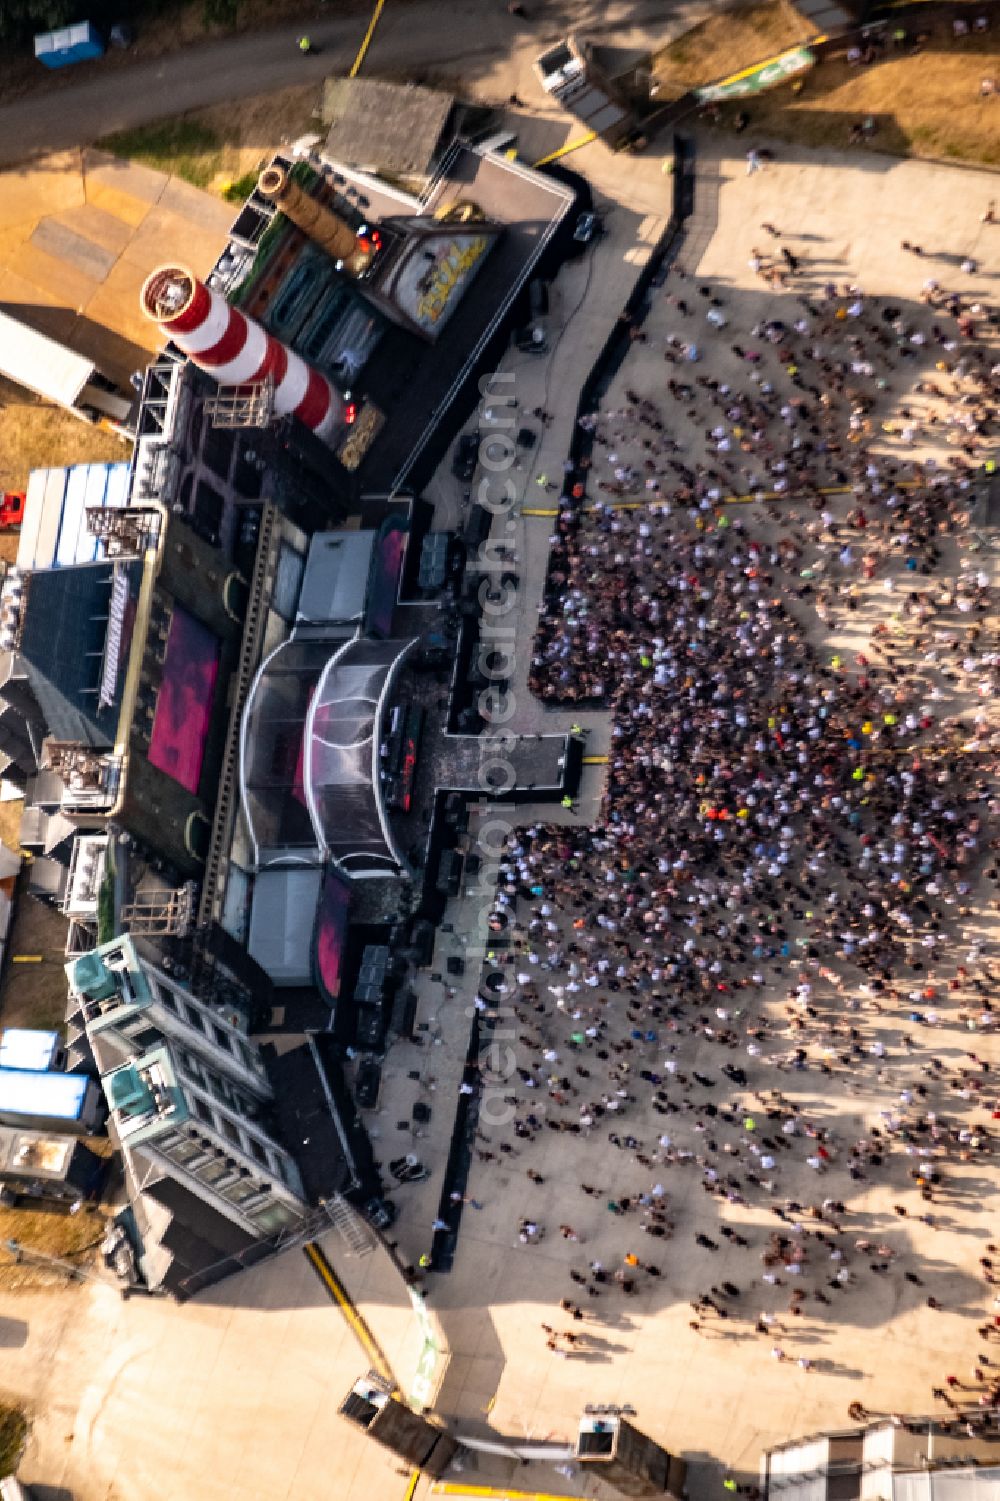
720, 36, 1000, 164
652, 1, 811, 100
654, 6, 1000, 167
0, 391, 125, 497
0, 1203, 106, 1289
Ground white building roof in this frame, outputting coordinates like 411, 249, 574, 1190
893, 1469, 1000, 1501
247, 868, 323, 987
18, 462, 130, 571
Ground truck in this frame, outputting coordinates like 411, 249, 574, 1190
534, 36, 638, 149
0, 311, 133, 436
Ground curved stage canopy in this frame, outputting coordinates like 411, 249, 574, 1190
240, 634, 417, 877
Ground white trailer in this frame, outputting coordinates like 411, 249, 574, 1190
0, 310, 133, 433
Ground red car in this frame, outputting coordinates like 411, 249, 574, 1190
0, 493, 25, 529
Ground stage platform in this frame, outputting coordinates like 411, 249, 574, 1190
352, 146, 577, 494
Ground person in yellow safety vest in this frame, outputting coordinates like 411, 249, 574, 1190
298, 34, 313, 53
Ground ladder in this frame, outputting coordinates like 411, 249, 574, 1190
324, 1193, 375, 1257
199, 502, 276, 923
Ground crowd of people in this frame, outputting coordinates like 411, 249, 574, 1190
468, 228, 1000, 1425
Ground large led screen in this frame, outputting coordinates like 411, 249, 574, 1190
365, 519, 407, 638
312, 869, 352, 1005
148, 608, 220, 794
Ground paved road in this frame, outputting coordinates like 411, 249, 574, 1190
0, 0, 717, 169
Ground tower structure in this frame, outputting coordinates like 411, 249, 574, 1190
140, 265, 344, 444
256, 165, 376, 277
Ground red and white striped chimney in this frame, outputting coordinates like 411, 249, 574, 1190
140, 265, 342, 444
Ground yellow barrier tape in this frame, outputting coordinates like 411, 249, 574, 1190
350, 0, 387, 77
533, 131, 597, 167
433, 1486, 590, 1501
303, 1241, 395, 1385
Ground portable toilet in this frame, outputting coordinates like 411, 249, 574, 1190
34, 22, 104, 69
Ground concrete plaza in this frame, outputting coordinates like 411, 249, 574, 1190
385, 137, 1000, 1497
0, 149, 233, 388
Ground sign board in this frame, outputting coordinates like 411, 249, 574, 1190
336, 401, 384, 473
389, 233, 493, 336
99, 568, 131, 709
696, 45, 815, 102
407, 1286, 441, 1409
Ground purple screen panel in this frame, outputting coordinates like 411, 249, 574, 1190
148, 608, 220, 794
313, 870, 352, 1002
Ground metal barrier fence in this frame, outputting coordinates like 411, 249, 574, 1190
425, 136, 694, 1274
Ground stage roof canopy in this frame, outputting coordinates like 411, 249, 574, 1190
240, 633, 416, 877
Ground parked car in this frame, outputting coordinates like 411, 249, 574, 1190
573, 211, 601, 245
0, 493, 25, 530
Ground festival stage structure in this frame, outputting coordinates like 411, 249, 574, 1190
0, 133, 583, 1301
141, 265, 344, 444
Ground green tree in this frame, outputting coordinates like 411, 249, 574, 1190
0, 1401, 29, 1480
202, 0, 238, 25
0, 2, 76, 45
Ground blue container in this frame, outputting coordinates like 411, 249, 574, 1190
34, 22, 104, 69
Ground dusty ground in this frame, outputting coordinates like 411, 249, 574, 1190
351, 139, 1000, 1499
0, 892, 76, 1034
99, 82, 323, 199
705, 33, 1000, 166
0, 391, 125, 496
0, 148, 233, 390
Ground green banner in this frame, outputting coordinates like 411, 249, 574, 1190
696, 45, 815, 102
408, 1287, 441, 1408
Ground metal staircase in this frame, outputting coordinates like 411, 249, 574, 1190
323, 1193, 376, 1258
